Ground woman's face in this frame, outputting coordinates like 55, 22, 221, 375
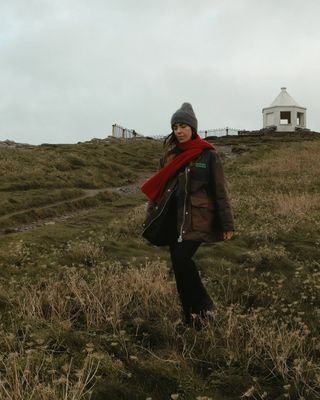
173, 123, 193, 143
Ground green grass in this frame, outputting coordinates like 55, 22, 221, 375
0, 137, 162, 229
0, 138, 161, 191
0, 133, 320, 399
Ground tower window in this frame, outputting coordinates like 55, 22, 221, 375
280, 111, 291, 125
297, 112, 304, 126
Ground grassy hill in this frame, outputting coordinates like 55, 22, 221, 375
0, 137, 161, 230
0, 133, 319, 399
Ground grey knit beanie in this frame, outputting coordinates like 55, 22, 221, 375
171, 102, 198, 133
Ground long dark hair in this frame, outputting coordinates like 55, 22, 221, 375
162, 129, 197, 161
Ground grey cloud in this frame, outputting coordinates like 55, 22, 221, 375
1, 0, 320, 144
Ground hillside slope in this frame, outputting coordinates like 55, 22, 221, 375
0, 133, 319, 399
0, 137, 162, 227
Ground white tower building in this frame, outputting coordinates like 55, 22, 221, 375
262, 87, 307, 132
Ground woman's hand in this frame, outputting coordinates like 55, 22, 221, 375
223, 231, 233, 241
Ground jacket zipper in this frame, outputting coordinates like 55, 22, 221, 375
142, 189, 174, 233
178, 167, 188, 242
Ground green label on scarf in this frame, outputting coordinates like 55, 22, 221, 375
195, 162, 207, 169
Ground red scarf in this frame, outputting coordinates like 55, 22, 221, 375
141, 134, 215, 203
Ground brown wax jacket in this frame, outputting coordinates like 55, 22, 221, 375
142, 148, 234, 245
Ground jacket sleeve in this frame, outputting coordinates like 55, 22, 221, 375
209, 150, 234, 232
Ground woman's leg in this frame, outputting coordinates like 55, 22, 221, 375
169, 240, 214, 324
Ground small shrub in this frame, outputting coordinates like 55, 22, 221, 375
245, 244, 288, 268
0, 240, 30, 267
67, 240, 104, 267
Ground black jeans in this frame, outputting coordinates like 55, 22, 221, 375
169, 240, 214, 324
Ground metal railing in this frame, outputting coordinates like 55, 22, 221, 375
112, 124, 142, 139
111, 125, 242, 139
198, 127, 240, 137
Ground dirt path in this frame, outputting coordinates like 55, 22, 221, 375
0, 145, 242, 236
0, 172, 151, 236
0, 189, 103, 222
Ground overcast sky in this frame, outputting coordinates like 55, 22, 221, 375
1, 0, 320, 144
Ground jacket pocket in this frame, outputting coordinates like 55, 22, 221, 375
190, 196, 214, 233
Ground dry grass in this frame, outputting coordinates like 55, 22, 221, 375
0, 351, 100, 400
273, 192, 320, 217
105, 203, 146, 241
0, 240, 30, 267
172, 306, 320, 398
242, 142, 320, 176
13, 260, 180, 332
1, 135, 320, 398
67, 240, 104, 267
0, 139, 162, 191
5, 257, 319, 398
229, 140, 320, 240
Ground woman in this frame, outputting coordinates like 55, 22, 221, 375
141, 102, 234, 326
